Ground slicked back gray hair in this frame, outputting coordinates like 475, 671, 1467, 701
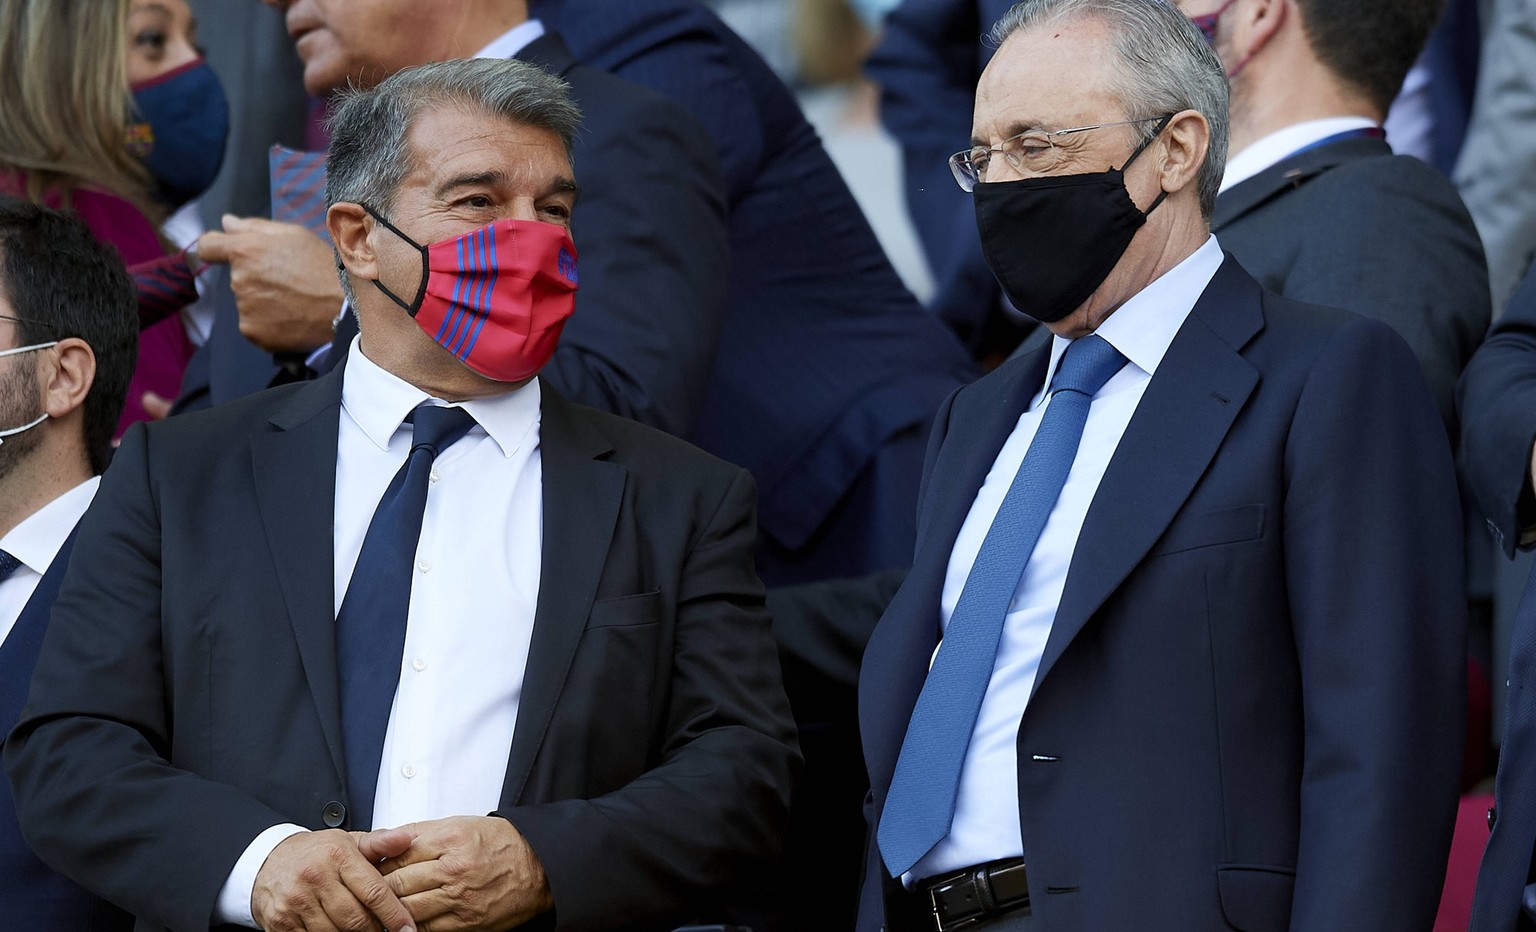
990, 0, 1229, 219
325, 58, 582, 303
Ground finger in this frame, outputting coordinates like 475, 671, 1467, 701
381, 860, 445, 898
221, 212, 256, 233
196, 231, 233, 264
141, 391, 172, 420
400, 888, 457, 927
356, 827, 413, 863
338, 853, 416, 932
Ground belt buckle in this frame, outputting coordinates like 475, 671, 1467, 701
926, 872, 985, 932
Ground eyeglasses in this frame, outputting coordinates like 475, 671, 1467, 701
949, 115, 1172, 191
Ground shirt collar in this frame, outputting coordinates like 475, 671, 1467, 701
1036, 235, 1225, 404
1220, 116, 1380, 193
0, 476, 99, 575
473, 19, 547, 61
340, 335, 542, 460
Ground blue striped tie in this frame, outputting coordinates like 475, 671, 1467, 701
878, 334, 1128, 876
335, 403, 477, 830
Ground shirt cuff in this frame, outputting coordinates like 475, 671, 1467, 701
213, 823, 310, 927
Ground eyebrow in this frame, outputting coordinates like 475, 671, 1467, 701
434, 171, 581, 202
971, 119, 1045, 148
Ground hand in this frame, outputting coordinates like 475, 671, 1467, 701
251, 828, 417, 932
376, 815, 553, 931
197, 215, 342, 355
141, 391, 172, 421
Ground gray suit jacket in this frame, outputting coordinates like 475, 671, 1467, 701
1214, 134, 1490, 429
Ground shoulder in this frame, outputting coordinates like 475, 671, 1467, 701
548, 393, 746, 486
138, 379, 317, 455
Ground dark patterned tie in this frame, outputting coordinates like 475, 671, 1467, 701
879, 334, 1127, 876
0, 548, 21, 582
334, 403, 477, 829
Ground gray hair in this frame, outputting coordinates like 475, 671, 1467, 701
324, 58, 582, 303
990, 0, 1229, 219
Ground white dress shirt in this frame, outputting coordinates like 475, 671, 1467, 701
217, 339, 544, 926
908, 236, 1224, 884
1220, 116, 1380, 193
0, 477, 99, 647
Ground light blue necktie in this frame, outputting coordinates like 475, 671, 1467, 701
878, 334, 1128, 877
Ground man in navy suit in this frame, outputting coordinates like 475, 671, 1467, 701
0, 200, 136, 926
858, 2, 1465, 930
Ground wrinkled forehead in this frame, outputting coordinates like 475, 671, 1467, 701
972, 18, 1124, 143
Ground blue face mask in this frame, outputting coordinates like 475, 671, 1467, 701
128, 58, 230, 209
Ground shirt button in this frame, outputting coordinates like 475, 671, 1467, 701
429, 471, 440, 483
402, 763, 417, 779
412, 657, 427, 672
417, 560, 431, 573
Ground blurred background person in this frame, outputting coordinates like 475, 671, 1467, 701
0, 0, 227, 433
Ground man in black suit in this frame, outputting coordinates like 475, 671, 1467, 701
6, 60, 796, 932
182, 0, 728, 443
858, 1, 1464, 929
0, 201, 136, 927
1176, 0, 1487, 426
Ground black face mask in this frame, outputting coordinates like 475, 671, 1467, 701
973, 117, 1171, 324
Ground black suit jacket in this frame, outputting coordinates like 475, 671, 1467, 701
858, 258, 1466, 932
5, 369, 797, 932
1213, 134, 1489, 429
0, 529, 131, 930
179, 31, 730, 445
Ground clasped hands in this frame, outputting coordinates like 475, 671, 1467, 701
251, 815, 553, 932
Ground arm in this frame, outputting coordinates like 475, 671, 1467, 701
501, 468, 798, 929
1282, 318, 1466, 930
1458, 264, 1536, 557
540, 85, 730, 438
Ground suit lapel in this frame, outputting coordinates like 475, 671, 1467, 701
502, 389, 626, 804
1212, 136, 1392, 232
1031, 259, 1263, 699
861, 348, 1048, 792
251, 369, 346, 783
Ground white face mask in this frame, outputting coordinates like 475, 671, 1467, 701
0, 341, 57, 446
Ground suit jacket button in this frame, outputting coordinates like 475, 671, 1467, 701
1489, 806, 1498, 830
323, 801, 347, 828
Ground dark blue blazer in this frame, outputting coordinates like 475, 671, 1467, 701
1458, 264, 1536, 559
178, 31, 730, 445
0, 529, 131, 930
532, 0, 979, 584
863, 0, 1021, 357
858, 258, 1466, 932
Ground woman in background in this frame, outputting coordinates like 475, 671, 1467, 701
0, 0, 226, 433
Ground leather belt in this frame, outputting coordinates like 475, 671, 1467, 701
919, 857, 1030, 931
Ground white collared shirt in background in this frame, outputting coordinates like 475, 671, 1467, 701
0, 477, 99, 647
908, 236, 1225, 884
1220, 116, 1380, 193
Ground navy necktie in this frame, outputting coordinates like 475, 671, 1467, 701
878, 334, 1128, 876
0, 549, 21, 582
335, 403, 477, 830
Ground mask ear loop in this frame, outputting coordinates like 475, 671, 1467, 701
1119, 113, 1177, 217
360, 204, 431, 317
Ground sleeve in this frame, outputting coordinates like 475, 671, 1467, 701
1281, 317, 1466, 930
539, 81, 730, 438
1458, 264, 1536, 558
499, 468, 800, 930
2, 424, 296, 932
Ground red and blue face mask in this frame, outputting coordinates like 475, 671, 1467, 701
365, 208, 579, 383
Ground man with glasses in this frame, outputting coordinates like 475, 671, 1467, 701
857, 1, 1465, 930
0, 197, 136, 928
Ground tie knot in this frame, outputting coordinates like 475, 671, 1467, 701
1049, 334, 1127, 399
0, 548, 21, 583
407, 404, 477, 457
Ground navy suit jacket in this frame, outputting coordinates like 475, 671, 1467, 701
178, 31, 730, 444
858, 258, 1466, 932
1213, 134, 1489, 430
532, 0, 979, 584
0, 529, 131, 930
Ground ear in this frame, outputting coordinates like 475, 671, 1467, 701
1156, 109, 1211, 201
1230, 0, 1286, 63
328, 201, 378, 286
41, 337, 95, 419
